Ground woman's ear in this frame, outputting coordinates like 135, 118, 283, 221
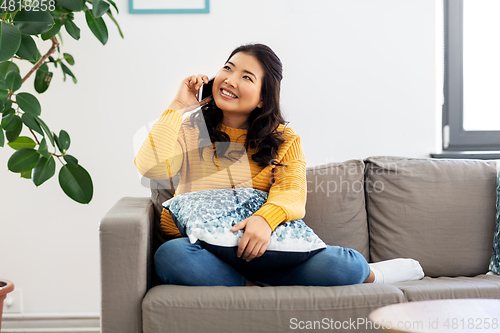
257, 100, 263, 108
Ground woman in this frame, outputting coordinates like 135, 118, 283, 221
135, 43, 424, 287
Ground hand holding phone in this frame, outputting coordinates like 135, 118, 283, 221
168, 74, 212, 115
198, 77, 214, 103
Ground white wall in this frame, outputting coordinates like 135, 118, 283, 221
0, 0, 439, 314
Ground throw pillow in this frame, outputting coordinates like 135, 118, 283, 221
162, 188, 327, 269
489, 168, 500, 275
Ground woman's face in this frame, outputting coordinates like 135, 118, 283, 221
212, 52, 264, 116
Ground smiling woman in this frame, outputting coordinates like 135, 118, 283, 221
134, 43, 424, 288
212, 52, 264, 127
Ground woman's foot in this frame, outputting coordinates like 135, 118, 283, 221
367, 258, 424, 283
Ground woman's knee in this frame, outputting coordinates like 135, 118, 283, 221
156, 238, 188, 262
322, 246, 370, 285
154, 238, 195, 283
343, 248, 370, 284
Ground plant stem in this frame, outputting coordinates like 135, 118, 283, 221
29, 127, 63, 157
21, 37, 60, 85
29, 128, 41, 145
56, 155, 65, 165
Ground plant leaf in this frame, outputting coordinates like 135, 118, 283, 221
7, 147, 39, 172
106, 0, 119, 14
22, 113, 44, 136
0, 73, 7, 96
33, 155, 56, 186
85, 9, 108, 45
56, 34, 62, 50
34, 63, 53, 93
0, 127, 4, 147
63, 154, 78, 165
53, 132, 62, 152
1, 112, 21, 131
93, 0, 110, 18
105, 11, 123, 39
5, 71, 22, 92
0, 61, 20, 76
56, 0, 85, 12
59, 130, 70, 150
20, 169, 32, 179
7, 136, 36, 150
13, 11, 54, 35
64, 19, 80, 40
60, 62, 76, 83
35, 116, 54, 146
41, 18, 63, 41
4, 98, 11, 110
16, 92, 41, 116
15, 34, 41, 62
0, 22, 22, 62
5, 119, 22, 142
59, 164, 93, 204
2, 108, 14, 116
0, 89, 8, 99
38, 137, 50, 158
63, 53, 74, 65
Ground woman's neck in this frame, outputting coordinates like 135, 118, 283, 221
221, 114, 249, 129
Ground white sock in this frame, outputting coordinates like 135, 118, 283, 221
369, 258, 424, 284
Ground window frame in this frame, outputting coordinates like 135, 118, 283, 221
443, 0, 500, 152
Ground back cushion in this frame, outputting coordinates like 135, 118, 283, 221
304, 160, 369, 260
365, 156, 497, 277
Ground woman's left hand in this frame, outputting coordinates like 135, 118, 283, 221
230, 216, 272, 262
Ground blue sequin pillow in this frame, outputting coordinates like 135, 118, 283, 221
162, 188, 326, 269
489, 168, 500, 275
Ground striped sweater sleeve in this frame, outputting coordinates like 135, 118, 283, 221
253, 132, 307, 231
134, 109, 185, 179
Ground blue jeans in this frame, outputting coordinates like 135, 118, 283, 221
154, 237, 371, 287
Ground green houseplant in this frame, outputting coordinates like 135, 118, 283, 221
0, 0, 123, 204
1, 1, 121, 327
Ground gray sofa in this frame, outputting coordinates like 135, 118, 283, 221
100, 156, 500, 333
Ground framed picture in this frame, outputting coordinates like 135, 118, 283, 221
129, 0, 210, 14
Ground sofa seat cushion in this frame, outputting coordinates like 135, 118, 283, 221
392, 275, 500, 301
142, 284, 404, 333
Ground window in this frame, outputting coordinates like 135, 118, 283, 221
436, 0, 500, 159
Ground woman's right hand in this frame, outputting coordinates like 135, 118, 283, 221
168, 74, 211, 115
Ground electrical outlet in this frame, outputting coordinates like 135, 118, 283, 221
3, 289, 22, 313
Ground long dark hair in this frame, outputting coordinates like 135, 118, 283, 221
189, 43, 288, 168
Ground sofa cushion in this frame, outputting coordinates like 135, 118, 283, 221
162, 188, 326, 269
490, 168, 500, 274
392, 275, 500, 301
304, 160, 369, 260
365, 156, 497, 277
142, 284, 404, 333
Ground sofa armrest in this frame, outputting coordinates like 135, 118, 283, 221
99, 197, 154, 333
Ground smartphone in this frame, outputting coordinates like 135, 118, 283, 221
198, 77, 214, 103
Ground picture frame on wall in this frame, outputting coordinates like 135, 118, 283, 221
129, 0, 210, 14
